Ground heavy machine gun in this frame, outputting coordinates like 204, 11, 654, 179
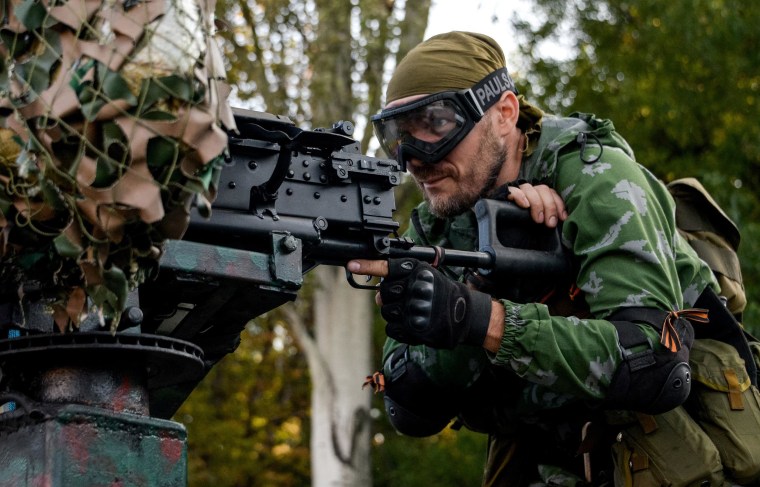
142, 107, 569, 417
0, 108, 568, 486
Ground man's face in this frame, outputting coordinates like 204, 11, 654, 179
401, 106, 507, 218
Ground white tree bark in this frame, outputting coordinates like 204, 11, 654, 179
284, 266, 372, 486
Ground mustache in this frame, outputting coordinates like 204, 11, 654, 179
409, 164, 453, 182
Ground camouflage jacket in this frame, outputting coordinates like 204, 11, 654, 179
383, 113, 717, 412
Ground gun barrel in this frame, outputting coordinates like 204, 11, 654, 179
389, 245, 494, 269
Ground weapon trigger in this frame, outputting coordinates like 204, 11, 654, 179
345, 268, 380, 290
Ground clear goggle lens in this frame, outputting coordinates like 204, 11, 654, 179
372, 93, 473, 165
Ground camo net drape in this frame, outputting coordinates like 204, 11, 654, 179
0, 0, 235, 331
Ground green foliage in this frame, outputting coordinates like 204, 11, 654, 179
177, 317, 312, 486
513, 0, 760, 332
371, 417, 488, 487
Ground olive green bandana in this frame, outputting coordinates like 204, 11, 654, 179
386, 31, 543, 144
386, 31, 506, 102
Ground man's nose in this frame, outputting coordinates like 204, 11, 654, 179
405, 156, 425, 170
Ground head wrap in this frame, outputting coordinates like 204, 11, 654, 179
386, 31, 543, 139
386, 31, 505, 102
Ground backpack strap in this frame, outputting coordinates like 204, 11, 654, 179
668, 177, 740, 249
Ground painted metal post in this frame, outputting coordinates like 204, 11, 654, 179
0, 326, 205, 486
0, 236, 303, 485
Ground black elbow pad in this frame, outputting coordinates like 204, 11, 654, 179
606, 315, 694, 414
382, 345, 461, 437
383, 396, 451, 438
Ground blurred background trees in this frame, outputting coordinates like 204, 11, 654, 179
175, 0, 760, 485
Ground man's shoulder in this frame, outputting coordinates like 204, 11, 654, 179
543, 113, 635, 159
523, 113, 636, 184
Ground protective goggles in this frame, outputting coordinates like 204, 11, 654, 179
372, 68, 518, 166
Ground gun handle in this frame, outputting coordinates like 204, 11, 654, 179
474, 199, 570, 278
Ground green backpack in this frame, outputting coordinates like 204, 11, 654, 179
668, 177, 746, 319
609, 177, 760, 487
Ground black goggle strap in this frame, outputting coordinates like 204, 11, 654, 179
459, 67, 518, 119
373, 67, 518, 124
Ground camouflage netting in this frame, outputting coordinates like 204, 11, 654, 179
0, 0, 235, 331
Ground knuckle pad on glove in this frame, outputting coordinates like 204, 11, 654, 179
381, 303, 403, 322
408, 299, 433, 321
410, 276, 435, 301
409, 297, 433, 328
416, 269, 435, 282
409, 315, 428, 331
379, 281, 405, 304
388, 259, 417, 278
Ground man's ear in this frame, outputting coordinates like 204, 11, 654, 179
492, 91, 520, 135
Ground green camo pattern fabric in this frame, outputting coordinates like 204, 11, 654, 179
382, 112, 717, 409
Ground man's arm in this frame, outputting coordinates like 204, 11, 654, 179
363, 151, 708, 413
349, 182, 566, 352
486, 148, 709, 411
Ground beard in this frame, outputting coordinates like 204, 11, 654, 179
413, 122, 507, 218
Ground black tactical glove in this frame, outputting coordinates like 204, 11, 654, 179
379, 258, 493, 349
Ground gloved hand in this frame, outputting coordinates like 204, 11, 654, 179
379, 258, 493, 349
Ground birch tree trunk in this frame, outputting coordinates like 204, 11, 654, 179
300, 1, 432, 485
283, 268, 372, 486
302, 2, 375, 484
312, 267, 373, 485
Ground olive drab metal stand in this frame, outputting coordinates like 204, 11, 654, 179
0, 300, 205, 486
0, 235, 304, 486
